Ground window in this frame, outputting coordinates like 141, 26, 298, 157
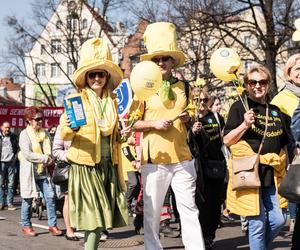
56, 21, 62, 29
82, 19, 88, 29
51, 39, 62, 53
40, 45, 46, 55
36, 64, 45, 77
67, 62, 75, 75
244, 36, 251, 47
51, 63, 61, 77
67, 15, 79, 31
245, 60, 251, 70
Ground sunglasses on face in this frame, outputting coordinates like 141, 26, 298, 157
247, 79, 269, 87
151, 56, 173, 63
88, 71, 107, 79
199, 98, 209, 103
33, 117, 43, 122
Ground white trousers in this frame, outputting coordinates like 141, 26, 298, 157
141, 159, 205, 250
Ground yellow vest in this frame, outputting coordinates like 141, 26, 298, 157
226, 141, 288, 216
271, 89, 299, 117
141, 80, 192, 164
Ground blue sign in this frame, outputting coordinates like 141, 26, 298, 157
114, 79, 133, 118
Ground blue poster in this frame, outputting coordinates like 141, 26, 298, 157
114, 79, 133, 118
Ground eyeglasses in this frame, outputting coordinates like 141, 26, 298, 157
88, 71, 107, 79
33, 117, 43, 122
199, 98, 209, 103
151, 56, 173, 63
247, 79, 269, 87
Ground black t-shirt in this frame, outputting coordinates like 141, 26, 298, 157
224, 98, 290, 186
200, 111, 225, 161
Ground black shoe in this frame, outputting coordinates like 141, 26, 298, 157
65, 235, 80, 241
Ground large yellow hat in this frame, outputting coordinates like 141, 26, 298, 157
140, 22, 185, 68
292, 18, 300, 41
73, 38, 123, 89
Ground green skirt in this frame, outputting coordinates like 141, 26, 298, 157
68, 159, 128, 231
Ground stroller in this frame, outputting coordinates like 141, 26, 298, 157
31, 184, 64, 220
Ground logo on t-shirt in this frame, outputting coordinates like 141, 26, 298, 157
271, 110, 278, 117
208, 118, 213, 124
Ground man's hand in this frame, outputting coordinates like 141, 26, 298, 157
153, 120, 173, 131
178, 111, 190, 123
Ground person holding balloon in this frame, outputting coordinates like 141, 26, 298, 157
130, 22, 205, 250
219, 63, 289, 250
59, 38, 128, 250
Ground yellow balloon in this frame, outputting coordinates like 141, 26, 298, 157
130, 61, 162, 101
210, 48, 241, 82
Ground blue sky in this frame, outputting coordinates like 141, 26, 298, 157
0, 0, 32, 77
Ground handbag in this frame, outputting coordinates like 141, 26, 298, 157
206, 160, 226, 179
278, 155, 300, 203
231, 105, 269, 191
52, 160, 70, 185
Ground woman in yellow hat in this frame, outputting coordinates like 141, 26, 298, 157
59, 38, 128, 250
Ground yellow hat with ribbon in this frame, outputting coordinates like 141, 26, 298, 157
140, 22, 185, 68
292, 18, 300, 41
73, 38, 123, 89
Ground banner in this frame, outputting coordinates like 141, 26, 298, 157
0, 106, 64, 129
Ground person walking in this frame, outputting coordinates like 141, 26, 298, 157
19, 107, 62, 237
0, 122, 18, 210
190, 89, 227, 249
59, 38, 128, 250
224, 65, 289, 250
132, 22, 205, 250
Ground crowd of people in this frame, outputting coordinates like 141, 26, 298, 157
0, 21, 300, 250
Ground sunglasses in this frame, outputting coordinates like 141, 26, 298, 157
33, 117, 43, 122
88, 71, 107, 79
199, 98, 209, 103
151, 56, 173, 63
247, 79, 269, 87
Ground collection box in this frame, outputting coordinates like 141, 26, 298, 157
64, 94, 87, 129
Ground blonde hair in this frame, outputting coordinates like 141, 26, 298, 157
244, 64, 272, 84
284, 53, 300, 81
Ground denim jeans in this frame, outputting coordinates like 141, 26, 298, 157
0, 161, 16, 205
21, 178, 57, 227
289, 202, 298, 220
247, 185, 285, 250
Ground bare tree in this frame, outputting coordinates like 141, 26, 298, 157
2, 0, 127, 106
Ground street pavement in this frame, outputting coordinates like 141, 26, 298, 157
0, 196, 293, 249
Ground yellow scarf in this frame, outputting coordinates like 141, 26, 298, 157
25, 125, 51, 174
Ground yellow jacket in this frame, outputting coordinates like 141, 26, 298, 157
271, 89, 299, 117
60, 90, 119, 167
226, 140, 288, 216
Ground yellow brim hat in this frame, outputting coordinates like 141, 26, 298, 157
140, 50, 186, 68
292, 30, 300, 41
73, 59, 123, 90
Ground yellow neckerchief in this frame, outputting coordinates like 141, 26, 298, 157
25, 125, 51, 174
230, 140, 286, 177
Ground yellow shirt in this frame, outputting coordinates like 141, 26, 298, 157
141, 80, 192, 164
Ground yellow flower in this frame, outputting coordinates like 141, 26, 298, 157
129, 109, 143, 122
236, 86, 245, 95
194, 78, 205, 88
184, 103, 196, 118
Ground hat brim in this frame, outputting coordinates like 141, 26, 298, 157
140, 51, 185, 68
73, 60, 123, 89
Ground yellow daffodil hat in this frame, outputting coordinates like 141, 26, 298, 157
140, 22, 186, 68
73, 38, 123, 89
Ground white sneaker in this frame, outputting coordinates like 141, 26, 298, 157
100, 231, 109, 241
289, 219, 296, 233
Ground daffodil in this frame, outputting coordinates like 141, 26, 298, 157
194, 78, 205, 88
236, 86, 246, 95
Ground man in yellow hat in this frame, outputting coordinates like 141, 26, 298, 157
133, 22, 205, 250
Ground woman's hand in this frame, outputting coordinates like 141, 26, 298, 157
243, 109, 256, 128
66, 116, 80, 131
153, 120, 173, 131
192, 122, 202, 134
